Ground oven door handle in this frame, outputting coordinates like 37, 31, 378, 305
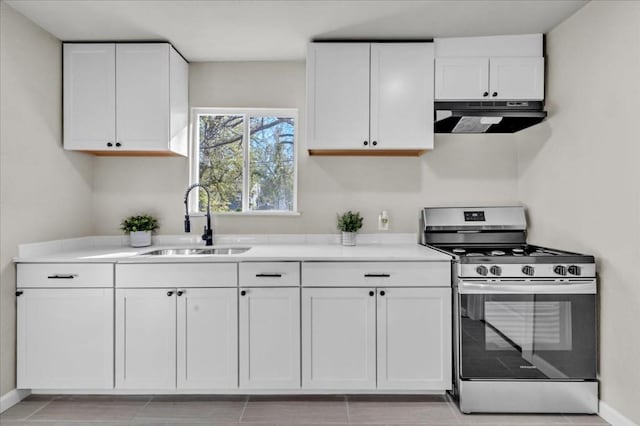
458, 280, 596, 295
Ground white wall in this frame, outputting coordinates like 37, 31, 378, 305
516, 2, 640, 423
93, 61, 520, 235
0, 1, 94, 396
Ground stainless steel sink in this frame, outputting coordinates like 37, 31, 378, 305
139, 247, 250, 256
197, 247, 250, 255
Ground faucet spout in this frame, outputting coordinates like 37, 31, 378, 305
183, 183, 214, 246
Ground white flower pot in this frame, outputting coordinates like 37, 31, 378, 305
129, 231, 152, 248
341, 231, 357, 246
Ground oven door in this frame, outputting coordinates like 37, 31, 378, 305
458, 280, 597, 381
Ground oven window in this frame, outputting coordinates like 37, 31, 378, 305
460, 294, 596, 380
484, 300, 572, 351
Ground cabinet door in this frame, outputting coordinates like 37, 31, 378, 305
435, 57, 489, 100
489, 57, 544, 100
116, 44, 170, 151
307, 43, 371, 150
176, 288, 238, 389
302, 287, 376, 389
63, 44, 116, 150
377, 287, 452, 390
240, 287, 300, 389
116, 289, 176, 389
17, 289, 113, 389
370, 43, 434, 150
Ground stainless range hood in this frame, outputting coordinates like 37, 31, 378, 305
434, 101, 547, 133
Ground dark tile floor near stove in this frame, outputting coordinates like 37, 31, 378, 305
0, 395, 609, 425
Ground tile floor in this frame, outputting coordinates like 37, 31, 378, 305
0, 395, 610, 426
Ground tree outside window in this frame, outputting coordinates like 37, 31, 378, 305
192, 108, 297, 214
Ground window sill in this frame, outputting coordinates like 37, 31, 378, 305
189, 211, 301, 217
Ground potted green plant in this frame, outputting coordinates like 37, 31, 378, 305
120, 214, 159, 247
337, 211, 364, 246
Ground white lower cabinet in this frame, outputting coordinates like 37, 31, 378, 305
177, 288, 238, 389
239, 287, 300, 389
302, 286, 451, 391
116, 287, 238, 390
17, 288, 114, 389
302, 287, 377, 389
116, 288, 176, 389
18, 260, 451, 393
377, 287, 452, 390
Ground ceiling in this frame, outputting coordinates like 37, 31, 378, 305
6, 0, 587, 62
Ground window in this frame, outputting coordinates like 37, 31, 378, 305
191, 108, 297, 214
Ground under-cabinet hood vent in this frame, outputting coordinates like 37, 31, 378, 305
434, 101, 547, 134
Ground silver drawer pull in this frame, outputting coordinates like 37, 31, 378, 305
256, 273, 282, 278
47, 274, 78, 279
364, 273, 391, 278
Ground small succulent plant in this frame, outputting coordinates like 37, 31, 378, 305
337, 211, 364, 233
120, 214, 159, 234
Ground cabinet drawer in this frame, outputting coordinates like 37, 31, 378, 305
116, 263, 237, 288
17, 263, 114, 288
302, 262, 450, 287
239, 262, 300, 287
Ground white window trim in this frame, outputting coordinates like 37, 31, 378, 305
189, 107, 299, 215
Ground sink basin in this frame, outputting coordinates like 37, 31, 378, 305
139, 247, 250, 256
197, 247, 250, 255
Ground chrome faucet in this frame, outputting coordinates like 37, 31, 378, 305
184, 183, 213, 246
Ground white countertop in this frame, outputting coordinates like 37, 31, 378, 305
14, 236, 451, 263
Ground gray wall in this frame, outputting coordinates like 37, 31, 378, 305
0, 1, 94, 396
516, 1, 640, 423
92, 61, 520, 235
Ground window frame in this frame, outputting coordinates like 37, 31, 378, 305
189, 107, 299, 215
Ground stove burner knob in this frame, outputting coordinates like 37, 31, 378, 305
554, 265, 567, 276
476, 265, 488, 276
489, 266, 502, 276
568, 265, 581, 276
522, 265, 535, 276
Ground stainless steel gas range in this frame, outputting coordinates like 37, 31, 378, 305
420, 206, 598, 414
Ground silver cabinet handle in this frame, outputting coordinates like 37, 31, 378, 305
255, 273, 282, 278
47, 274, 78, 279
364, 273, 390, 278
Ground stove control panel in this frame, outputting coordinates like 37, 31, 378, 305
460, 263, 595, 278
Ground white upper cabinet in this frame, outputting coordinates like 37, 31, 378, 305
306, 43, 370, 151
116, 44, 170, 151
434, 34, 544, 101
435, 57, 544, 100
63, 44, 116, 151
63, 43, 188, 155
307, 42, 434, 155
489, 57, 544, 100
435, 57, 489, 100
370, 43, 434, 150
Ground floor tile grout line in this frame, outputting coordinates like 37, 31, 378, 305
128, 394, 153, 423
239, 394, 249, 422
345, 395, 351, 424
21, 398, 54, 421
